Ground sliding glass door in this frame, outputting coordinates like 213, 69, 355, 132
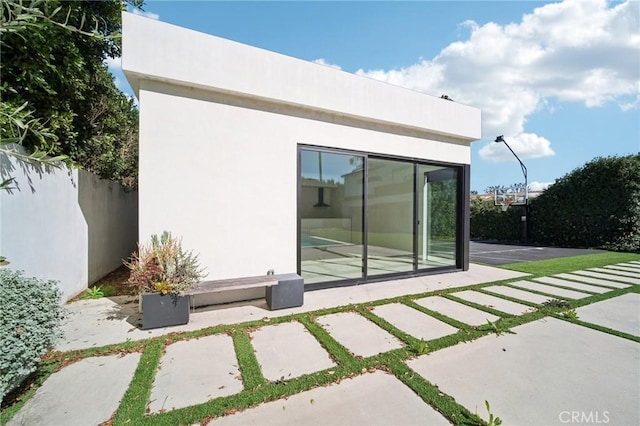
417, 165, 458, 269
366, 158, 414, 277
299, 147, 460, 286
300, 150, 364, 284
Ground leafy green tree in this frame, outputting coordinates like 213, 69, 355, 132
0, 0, 142, 189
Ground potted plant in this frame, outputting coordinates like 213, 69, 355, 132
125, 231, 206, 329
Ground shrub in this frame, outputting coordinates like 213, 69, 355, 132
470, 197, 523, 242
124, 231, 206, 295
530, 155, 640, 251
0, 269, 65, 403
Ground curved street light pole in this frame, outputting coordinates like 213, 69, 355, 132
494, 135, 528, 241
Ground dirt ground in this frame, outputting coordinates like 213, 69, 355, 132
73, 266, 136, 300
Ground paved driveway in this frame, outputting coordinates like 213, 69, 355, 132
470, 241, 606, 265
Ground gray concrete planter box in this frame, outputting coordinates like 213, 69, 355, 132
266, 273, 304, 310
140, 293, 189, 330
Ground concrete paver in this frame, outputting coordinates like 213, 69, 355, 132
617, 262, 640, 269
8, 353, 140, 426
250, 321, 335, 381
317, 312, 403, 357
603, 265, 640, 273
415, 296, 500, 326
576, 293, 640, 336
509, 280, 590, 299
534, 276, 610, 293
148, 334, 243, 413
8, 259, 640, 426
589, 267, 640, 278
372, 303, 458, 341
554, 273, 630, 289
57, 264, 527, 352
209, 371, 450, 425
572, 270, 640, 285
451, 290, 534, 315
407, 317, 640, 426
482, 285, 552, 305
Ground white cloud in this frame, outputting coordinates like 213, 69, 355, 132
528, 181, 553, 191
105, 56, 121, 71
132, 8, 159, 20
313, 58, 342, 70
479, 133, 555, 161
355, 0, 639, 157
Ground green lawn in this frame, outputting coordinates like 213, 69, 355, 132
2, 252, 639, 425
500, 252, 640, 276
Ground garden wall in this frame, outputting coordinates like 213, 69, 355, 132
0, 154, 138, 302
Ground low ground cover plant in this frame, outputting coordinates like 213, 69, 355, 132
0, 269, 65, 404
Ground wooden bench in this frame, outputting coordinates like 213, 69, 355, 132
185, 273, 304, 311
185, 275, 279, 311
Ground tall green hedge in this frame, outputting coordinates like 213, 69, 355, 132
470, 197, 523, 242
530, 154, 640, 252
470, 155, 640, 252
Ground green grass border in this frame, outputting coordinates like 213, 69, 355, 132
500, 252, 640, 275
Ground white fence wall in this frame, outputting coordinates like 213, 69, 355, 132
0, 154, 138, 303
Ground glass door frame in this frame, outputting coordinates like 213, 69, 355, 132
298, 145, 468, 291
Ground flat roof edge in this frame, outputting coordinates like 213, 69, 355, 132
122, 12, 482, 141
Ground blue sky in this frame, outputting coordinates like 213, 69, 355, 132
111, 0, 640, 192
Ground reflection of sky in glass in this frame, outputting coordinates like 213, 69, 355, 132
301, 150, 362, 183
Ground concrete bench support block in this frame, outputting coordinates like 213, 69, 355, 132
267, 273, 304, 310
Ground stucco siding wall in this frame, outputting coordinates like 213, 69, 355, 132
138, 81, 471, 281
0, 155, 138, 302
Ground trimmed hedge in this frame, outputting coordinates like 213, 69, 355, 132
471, 155, 640, 252
0, 269, 65, 403
470, 197, 523, 242
530, 154, 640, 252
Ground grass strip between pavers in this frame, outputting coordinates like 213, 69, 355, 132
475, 287, 540, 308
502, 282, 574, 300
111, 339, 163, 424
3, 251, 639, 425
403, 299, 472, 331
386, 357, 481, 426
355, 305, 420, 349
298, 314, 359, 369
441, 292, 516, 318
232, 329, 267, 391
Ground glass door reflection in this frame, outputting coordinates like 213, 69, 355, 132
366, 158, 414, 277
417, 165, 457, 269
300, 150, 364, 284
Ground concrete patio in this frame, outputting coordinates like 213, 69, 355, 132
7, 263, 640, 426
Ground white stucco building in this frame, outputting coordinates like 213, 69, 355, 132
122, 12, 481, 298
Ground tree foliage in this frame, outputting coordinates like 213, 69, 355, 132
0, 0, 142, 188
